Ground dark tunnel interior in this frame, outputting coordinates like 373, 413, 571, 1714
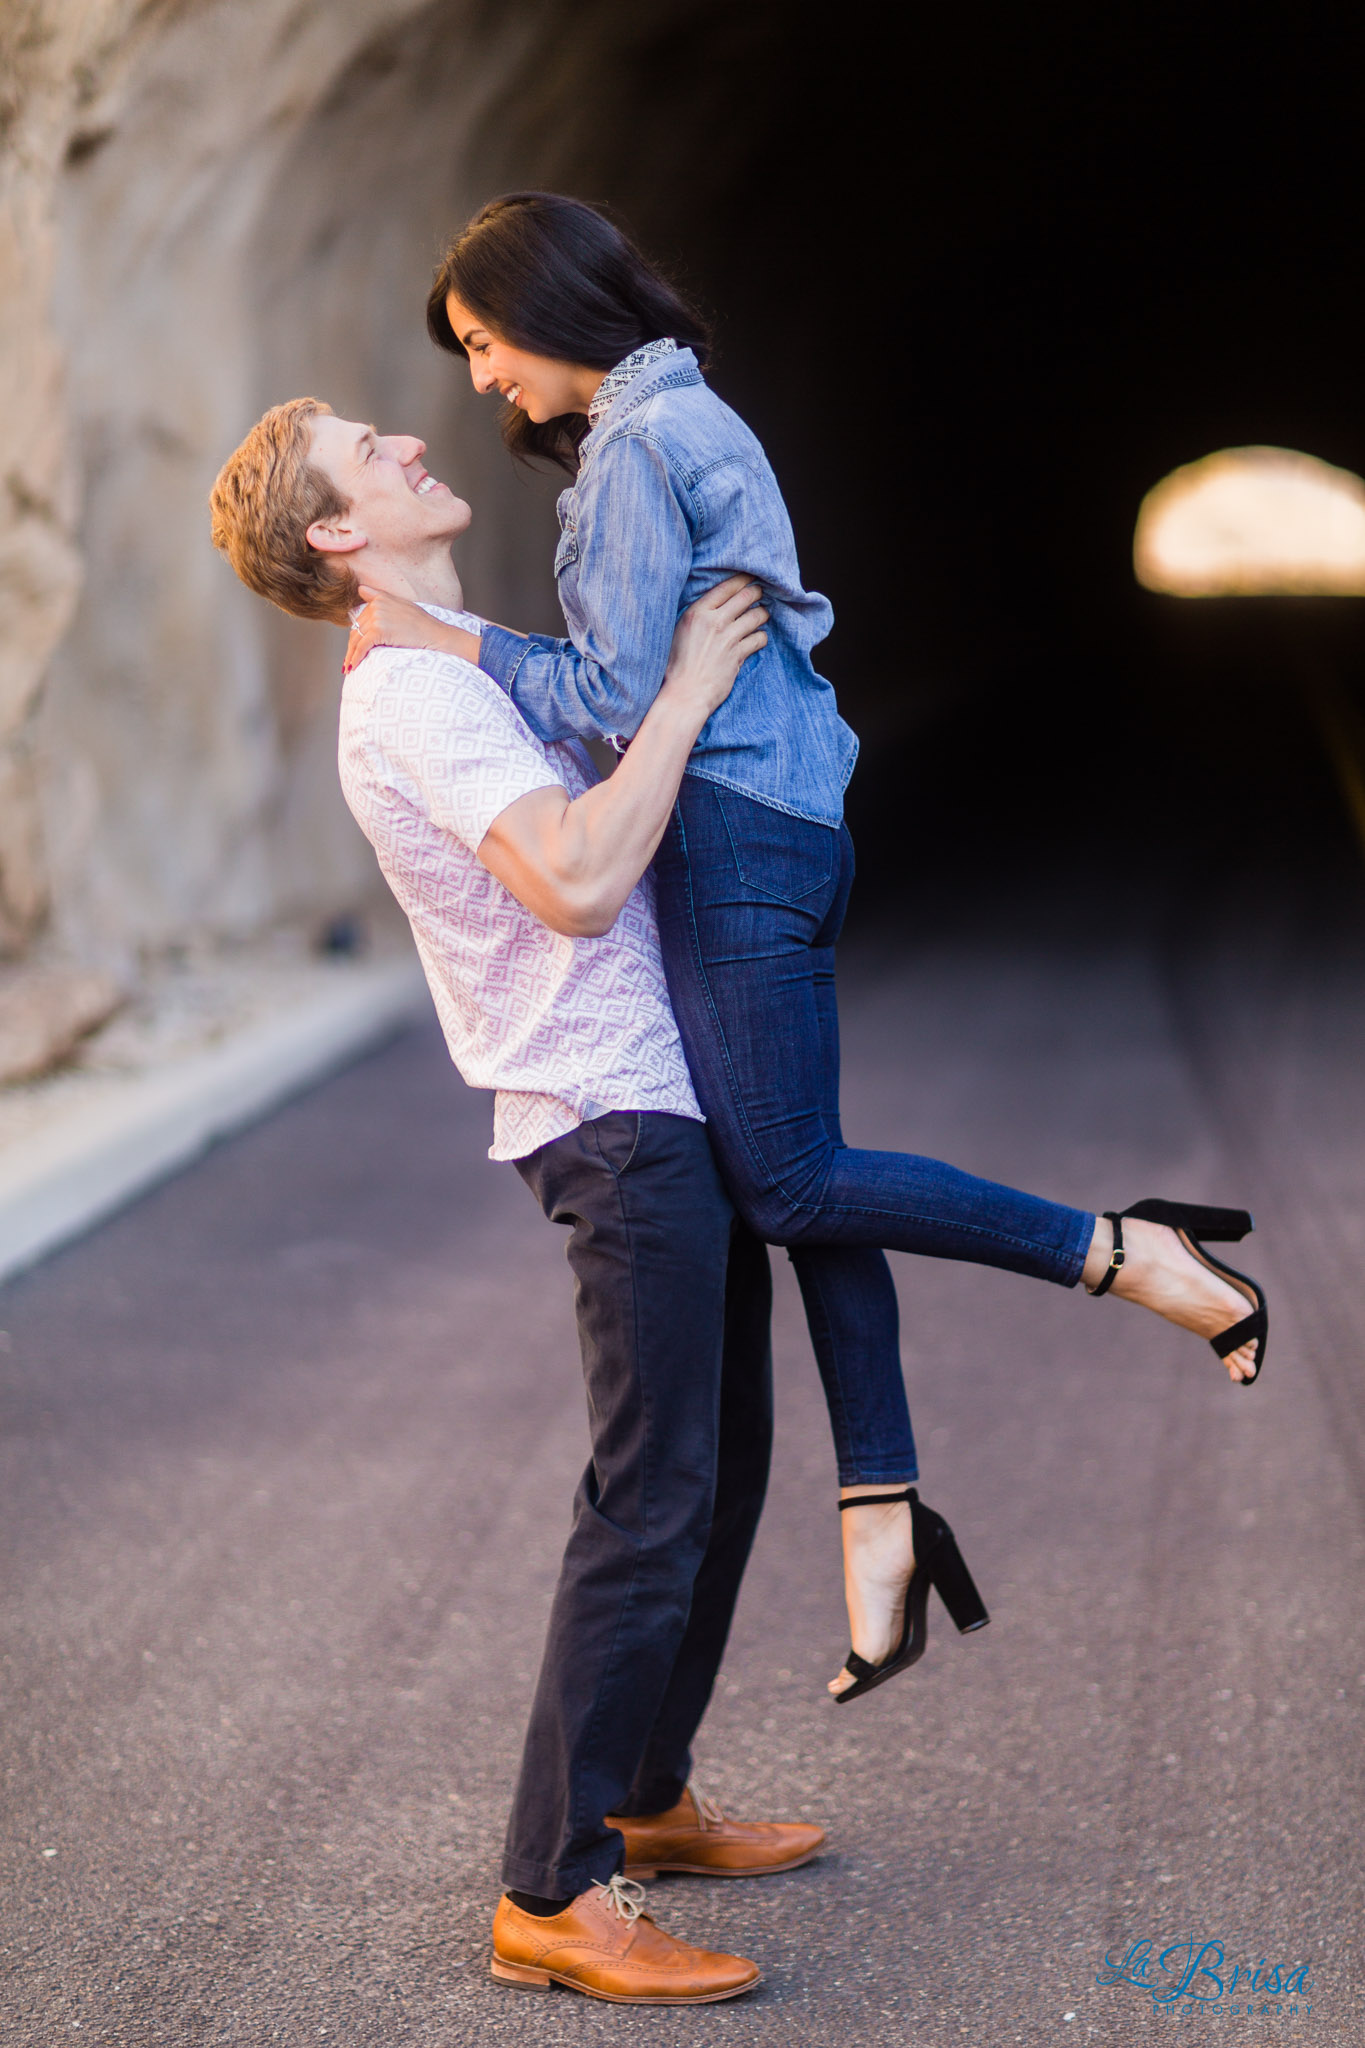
504, 0, 1365, 946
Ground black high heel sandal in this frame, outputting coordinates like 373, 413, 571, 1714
833, 1487, 989, 1705
1088, 1198, 1268, 1385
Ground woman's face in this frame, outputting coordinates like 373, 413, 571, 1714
445, 294, 602, 423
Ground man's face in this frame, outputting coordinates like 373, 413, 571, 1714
305, 415, 472, 561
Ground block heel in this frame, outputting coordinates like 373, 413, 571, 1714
929, 1532, 989, 1633
1120, 1198, 1253, 1243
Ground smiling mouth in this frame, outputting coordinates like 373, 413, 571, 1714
505, 384, 524, 408
413, 474, 446, 497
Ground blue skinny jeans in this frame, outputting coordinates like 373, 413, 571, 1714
653, 778, 1095, 1485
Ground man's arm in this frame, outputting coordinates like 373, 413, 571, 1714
477, 577, 765, 937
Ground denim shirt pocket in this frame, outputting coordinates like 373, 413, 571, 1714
713, 786, 835, 903
554, 516, 580, 577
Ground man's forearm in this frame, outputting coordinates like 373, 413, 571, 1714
553, 688, 701, 927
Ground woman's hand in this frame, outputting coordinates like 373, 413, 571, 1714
343, 587, 475, 673
659, 576, 768, 722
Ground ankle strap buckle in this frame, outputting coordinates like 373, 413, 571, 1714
1088, 1212, 1125, 1297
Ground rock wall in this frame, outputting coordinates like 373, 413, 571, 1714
0, 0, 122, 958
30, 0, 537, 978
0, 0, 766, 1051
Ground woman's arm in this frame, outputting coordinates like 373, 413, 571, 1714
478, 434, 698, 746
477, 577, 765, 937
342, 596, 572, 674
343, 438, 728, 746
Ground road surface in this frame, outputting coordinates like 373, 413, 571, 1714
2, 877, 1361, 2044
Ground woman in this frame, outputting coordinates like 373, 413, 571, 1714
344, 192, 1267, 1702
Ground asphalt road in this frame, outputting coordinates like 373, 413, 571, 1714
2, 879, 1362, 2046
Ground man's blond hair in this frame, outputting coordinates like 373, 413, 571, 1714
209, 398, 359, 624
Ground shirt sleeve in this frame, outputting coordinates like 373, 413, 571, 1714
372, 658, 566, 853
478, 432, 694, 746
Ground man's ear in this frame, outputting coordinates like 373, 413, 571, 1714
306, 515, 366, 556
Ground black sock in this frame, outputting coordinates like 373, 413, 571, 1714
508, 1888, 574, 1918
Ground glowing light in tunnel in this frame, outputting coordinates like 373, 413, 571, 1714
1134, 446, 1365, 595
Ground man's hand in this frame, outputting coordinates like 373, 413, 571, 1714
657, 576, 768, 723
343, 587, 480, 673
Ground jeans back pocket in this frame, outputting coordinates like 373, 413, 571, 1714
713, 786, 835, 904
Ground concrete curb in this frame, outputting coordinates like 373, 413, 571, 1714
0, 955, 433, 1287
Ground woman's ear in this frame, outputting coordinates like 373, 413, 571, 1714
306, 515, 366, 556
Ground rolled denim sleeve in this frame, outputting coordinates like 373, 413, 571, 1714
480, 434, 693, 746
477, 625, 570, 691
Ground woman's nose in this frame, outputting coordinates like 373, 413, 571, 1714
470, 360, 495, 394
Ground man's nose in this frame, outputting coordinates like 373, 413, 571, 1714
390, 436, 426, 464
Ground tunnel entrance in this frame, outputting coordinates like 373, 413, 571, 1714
677, 2, 1365, 936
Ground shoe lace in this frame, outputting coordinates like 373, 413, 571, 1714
592, 1873, 647, 1923
688, 1785, 725, 1830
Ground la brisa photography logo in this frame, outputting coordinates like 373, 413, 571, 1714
1097, 1936, 1312, 2018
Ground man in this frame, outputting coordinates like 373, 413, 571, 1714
209, 399, 824, 2004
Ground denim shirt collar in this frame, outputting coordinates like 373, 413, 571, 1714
586, 337, 678, 428
579, 345, 704, 457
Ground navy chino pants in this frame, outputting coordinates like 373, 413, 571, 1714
502, 1110, 773, 1898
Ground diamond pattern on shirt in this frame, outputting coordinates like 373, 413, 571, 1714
338, 617, 701, 1160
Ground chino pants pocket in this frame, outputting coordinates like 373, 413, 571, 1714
587, 1111, 642, 1177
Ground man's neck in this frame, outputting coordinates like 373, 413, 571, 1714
364, 550, 465, 613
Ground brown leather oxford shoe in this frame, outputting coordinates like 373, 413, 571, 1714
490, 1876, 761, 2004
606, 1785, 826, 1879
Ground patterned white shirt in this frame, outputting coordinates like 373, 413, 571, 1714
338, 605, 702, 1160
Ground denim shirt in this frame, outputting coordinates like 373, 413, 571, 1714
477, 347, 858, 826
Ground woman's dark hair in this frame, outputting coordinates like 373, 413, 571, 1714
427, 192, 712, 472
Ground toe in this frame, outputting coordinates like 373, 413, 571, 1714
827, 1668, 854, 1697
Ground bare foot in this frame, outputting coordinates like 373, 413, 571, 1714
1083, 1216, 1259, 1380
828, 1487, 915, 1698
